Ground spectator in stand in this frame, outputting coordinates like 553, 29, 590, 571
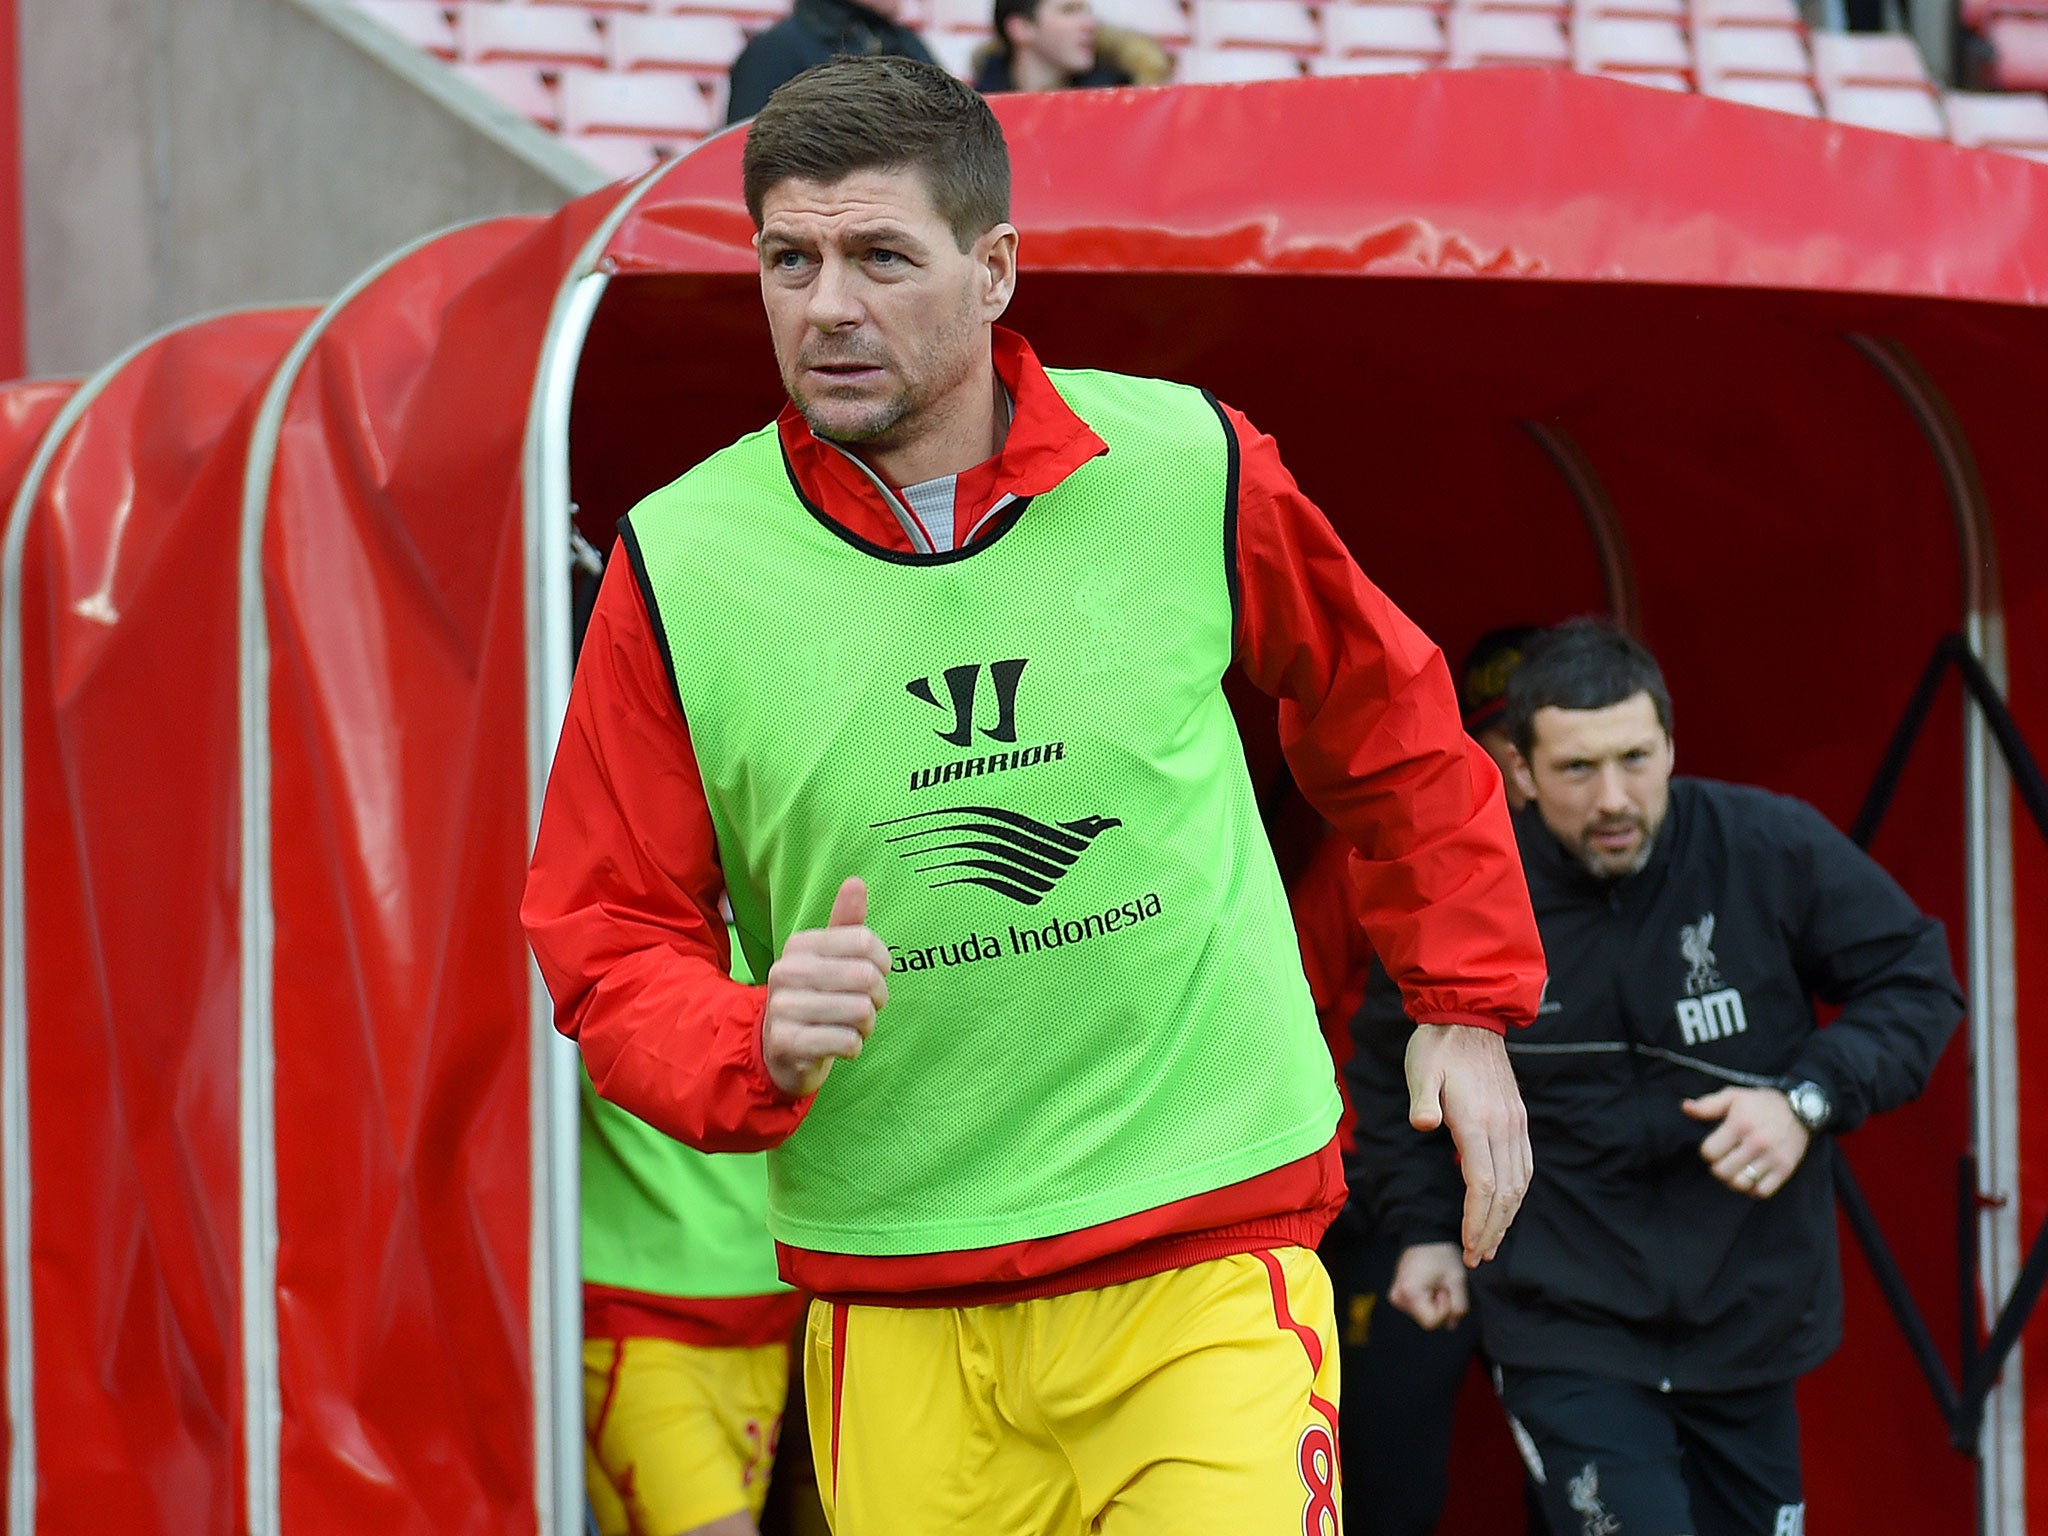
1375, 621, 1964, 1536
726, 0, 936, 124
1316, 626, 1545, 1536
973, 0, 1170, 92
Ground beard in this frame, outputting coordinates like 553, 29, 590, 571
1571, 812, 1658, 881
779, 290, 983, 451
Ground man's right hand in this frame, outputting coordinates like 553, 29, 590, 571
1388, 1242, 1471, 1330
762, 877, 891, 1097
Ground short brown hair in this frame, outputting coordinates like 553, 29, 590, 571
741, 56, 1011, 252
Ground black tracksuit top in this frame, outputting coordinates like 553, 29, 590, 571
1344, 776, 1964, 1393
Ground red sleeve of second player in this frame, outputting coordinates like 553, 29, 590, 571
520, 556, 811, 1152
1223, 403, 1546, 1033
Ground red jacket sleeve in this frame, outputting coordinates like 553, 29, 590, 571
1225, 403, 1546, 1033
520, 556, 811, 1151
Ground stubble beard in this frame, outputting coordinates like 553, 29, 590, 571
1574, 813, 1658, 881
784, 291, 982, 453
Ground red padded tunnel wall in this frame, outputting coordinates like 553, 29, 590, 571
568, 269, 2003, 1533
15, 310, 311, 1536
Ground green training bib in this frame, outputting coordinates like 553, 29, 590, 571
579, 935, 788, 1298
623, 368, 1340, 1256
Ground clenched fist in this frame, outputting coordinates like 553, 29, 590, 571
762, 877, 891, 1097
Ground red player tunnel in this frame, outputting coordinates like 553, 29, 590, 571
3, 68, 2047, 1536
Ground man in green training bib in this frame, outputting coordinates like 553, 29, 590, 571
581, 935, 813, 1536
525, 55, 1545, 1536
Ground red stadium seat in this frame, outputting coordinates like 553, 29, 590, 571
1690, 0, 1801, 27
452, 60, 563, 126
566, 132, 680, 179
1810, 29, 1931, 89
353, 0, 458, 59
1572, 0, 1687, 22
560, 66, 719, 134
1193, 0, 1322, 50
1702, 72, 1819, 111
927, 0, 993, 30
1987, 15, 2048, 87
922, 29, 984, 76
1594, 65, 1691, 86
1307, 49, 1437, 69
1176, 42, 1307, 74
1446, 8, 1570, 65
608, 11, 748, 73
1694, 23, 1811, 80
457, 3, 608, 68
1573, 16, 1690, 75
1822, 81, 1946, 135
657, 0, 791, 24
1092, 0, 1193, 44
1324, 3, 1446, 60
1945, 87, 2048, 152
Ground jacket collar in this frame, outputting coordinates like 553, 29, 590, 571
775, 327, 1108, 553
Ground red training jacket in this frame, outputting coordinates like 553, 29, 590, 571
522, 327, 1543, 1305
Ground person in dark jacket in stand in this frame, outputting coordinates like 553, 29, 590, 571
971, 0, 1169, 92
1365, 621, 1965, 1536
726, 0, 936, 124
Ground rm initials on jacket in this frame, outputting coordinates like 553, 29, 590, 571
1676, 987, 1749, 1046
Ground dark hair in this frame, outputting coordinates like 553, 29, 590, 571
741, 56, 1011, 252
1504, 621, 1673, 758
992, 0, 1039, 56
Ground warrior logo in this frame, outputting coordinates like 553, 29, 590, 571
1680, 912, 1724, 996
873, 805, 1121, 906
907, 659, 1027, 747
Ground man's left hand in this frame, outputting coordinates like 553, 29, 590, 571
1406, 1024, 1532, 1267
1683, 1087, 1812, 1199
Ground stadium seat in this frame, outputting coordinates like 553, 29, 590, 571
1690, 0, 1801, 27
1572, 0, 1686, 22
1573, 16, 1690, 75
927, 0, 993, 30
1324, 4, 1446, 60
1694, 23, 1811, 80
566, 132, 677, 179
560, 67, 719, 135
457, 4, 609, 68
453, 60, 564, 126
1702, 72, 1820, 111
1809, 29, 1931, 90
354, 0, 459, 59
1307, 49, 1437, 69
921, 29, 984, 76
1593, 65, 1691, 86
1988, 15, 2048, 88
1446, 8, 1570, 65
1092, 0, 1193, 44
608, 11, 748, 74
1176, 43, 1306, 75
1822, 82, 1946, 135
657, 0, 791, 24
1945, 87, 2048, 152
1455, 0, 1571, 16
1193, 0, 1322, 50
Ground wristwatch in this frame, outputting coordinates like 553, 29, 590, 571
1777, 1077, 1833, 1132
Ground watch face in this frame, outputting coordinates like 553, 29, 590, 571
1791, 1083, 1829, 1127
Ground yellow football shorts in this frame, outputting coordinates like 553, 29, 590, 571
584, 1335, 790, 1535
805, 1246, 1342, 1535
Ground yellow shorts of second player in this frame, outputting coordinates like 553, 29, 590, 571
584, 1335, 789, 1536
806, 1245, 1342, 1536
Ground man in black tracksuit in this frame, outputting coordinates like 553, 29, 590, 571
1359, 622, 1964, 1536
725, 0, 937, 124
